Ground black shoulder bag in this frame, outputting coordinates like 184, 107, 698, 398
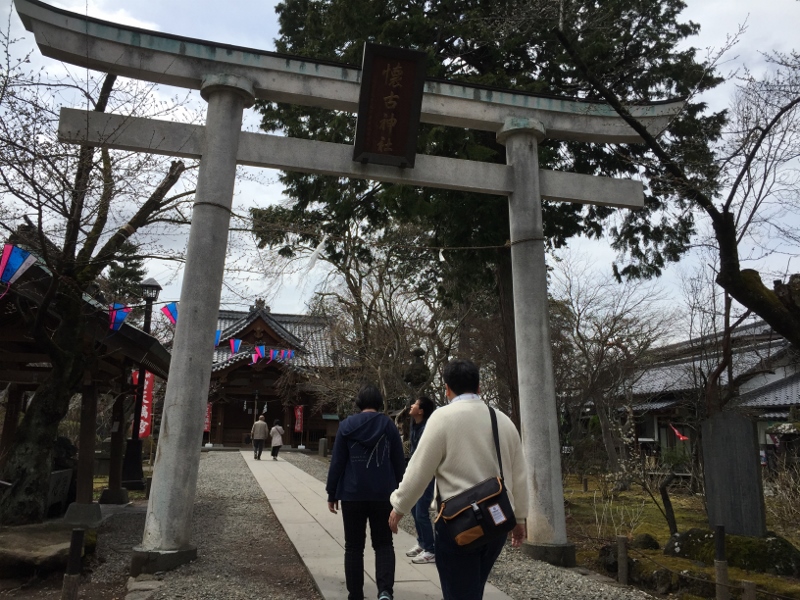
434, 406, 516, 549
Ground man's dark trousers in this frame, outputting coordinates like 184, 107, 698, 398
434, 519, 505, 600
253, 439, 264, 459
341, 500, 395, 600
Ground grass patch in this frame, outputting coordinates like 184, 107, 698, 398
562, 474, 800, 598
563, 474, 708, 545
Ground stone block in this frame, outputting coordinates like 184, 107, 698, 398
702, 412, 767, 537
94, 451, 110, 477
98, 487, 129, 505
0, 522, 75, 578
47, 469, 73, 514
64, 502, 103, 528
130, 546, 197, 577
521, 541, 577, 567
127, 577, 164, 591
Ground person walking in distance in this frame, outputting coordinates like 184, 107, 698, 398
326, 385, 405, 600
269, 419, 284, 461
405, 395, 436, 564
388, 359, 529, 600
251, 415, 268, 460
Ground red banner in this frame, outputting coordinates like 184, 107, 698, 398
204, 402, 212, 433
132, 370, 155, 438
294, 405, 303, 433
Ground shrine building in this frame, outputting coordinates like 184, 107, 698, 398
205, 299, 343, 450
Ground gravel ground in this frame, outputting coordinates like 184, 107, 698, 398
280, 451, 657, 600
0, 450, 656, 599
144, 451, 321, 600
0, 452, 322, 600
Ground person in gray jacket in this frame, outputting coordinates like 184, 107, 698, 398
250, 415, 268, 460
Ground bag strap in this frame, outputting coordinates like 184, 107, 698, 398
489, 406, 504, 480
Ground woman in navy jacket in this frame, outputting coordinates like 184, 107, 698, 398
326, 385, 405, 600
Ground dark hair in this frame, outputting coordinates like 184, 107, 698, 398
355, 384, 384, 411
417, 395, 436, 421
273, 419, 281, 426
442, 359, 479, 395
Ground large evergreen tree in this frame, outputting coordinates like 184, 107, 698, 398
253, 0, 724, 412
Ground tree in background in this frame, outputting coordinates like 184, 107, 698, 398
551, 254, 675, 476
555, 28, 800, 361
104, 241, 147, 304
0, 25, 192, 523
545, 6, 800, 534
254, 0, 724, 421
255, 209, 472, 414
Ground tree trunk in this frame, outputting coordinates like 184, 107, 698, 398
106, 394, 126, 492
595, 405, 620, 473
0, 295, 86, 525
0, 385, 23, 471
690, 428, 703, 495
659, 472, 679, 535
75, 382, 97, 504
710, 191, 800, 355
0, 375, 75, 524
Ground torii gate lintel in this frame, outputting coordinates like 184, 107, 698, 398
58, 108, 645, 208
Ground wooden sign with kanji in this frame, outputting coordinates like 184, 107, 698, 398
353, 44, 427, 168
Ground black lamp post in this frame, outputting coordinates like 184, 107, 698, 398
121, 277, 161, 490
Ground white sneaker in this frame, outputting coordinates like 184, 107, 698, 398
411, 550, 435, 564
405, 544, 423, 557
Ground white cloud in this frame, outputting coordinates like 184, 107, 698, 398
54, 0, 160, 30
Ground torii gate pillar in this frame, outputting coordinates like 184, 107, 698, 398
131, 75, 255, 575
498, 118, 575, 566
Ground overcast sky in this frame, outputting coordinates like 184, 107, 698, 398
3, 0, 800, 315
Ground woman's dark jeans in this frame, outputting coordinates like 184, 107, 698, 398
341, 500, 395, 600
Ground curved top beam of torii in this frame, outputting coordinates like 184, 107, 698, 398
15, 0, 683, 144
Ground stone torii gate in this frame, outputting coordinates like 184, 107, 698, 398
15, 0, 682, 572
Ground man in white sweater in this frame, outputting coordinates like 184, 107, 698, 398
388, 359, 528, 600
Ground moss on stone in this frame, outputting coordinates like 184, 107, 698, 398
632, 532, 660, 550
630, 560, 678, 595
664, 527, 800, 577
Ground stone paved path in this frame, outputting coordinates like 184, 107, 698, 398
243, 450, 511, 600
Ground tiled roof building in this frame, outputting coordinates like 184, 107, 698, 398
205, 299, 344, 449
627, 320, 799, 460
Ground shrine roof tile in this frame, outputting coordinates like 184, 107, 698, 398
212, 309, 350, 371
